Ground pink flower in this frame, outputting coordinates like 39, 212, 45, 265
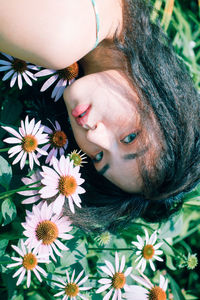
7, 240, 49, 288
18, 170, 42, 204
22, 202, 73, 261
2, 115, 48, 169
35, 63, 79, 101
39, 120, 68, 165
39, 155, 85, 214
96, 252, 133, 300
0, 52, 38, 89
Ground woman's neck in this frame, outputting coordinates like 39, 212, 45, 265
80, 0, 124, 75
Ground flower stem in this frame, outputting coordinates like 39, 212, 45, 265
163, 239, 186, 260
173, 226, 199, 245
88, 247, 132, 251
0, 180, 41, 200
0, 147, 10, 152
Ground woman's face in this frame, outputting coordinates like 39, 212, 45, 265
64, 70, 147, 193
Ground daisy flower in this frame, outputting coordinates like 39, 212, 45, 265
22, 202, 73, 261
18, 170, 42, 204
2, 116, 48, 169
0, 52, 38, 89
39, 120, 68, 165
35, 62, 79, 102
54, 269, 92, 299
68, 150, 87, 167
124, 272, 168, 300
132, 229, 163, 272
39, 155, 85, 214
2, 115, 48, 170
7, 240, 49, 288
96, 252, 132, 300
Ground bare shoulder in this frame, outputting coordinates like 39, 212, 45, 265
0, 0, 97, 69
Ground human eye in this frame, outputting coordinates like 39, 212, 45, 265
92, 151, 103, 163
120, 132, 137, 144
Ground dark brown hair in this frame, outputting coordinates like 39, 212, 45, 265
63, 0, 200, 233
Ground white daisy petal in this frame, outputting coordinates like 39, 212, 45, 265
96, 283, 111, 294
0, 65, 12, 71
16, 269, 26, 286
119, 255, 125, 272
115, 252, 119, 273
2, 69, 14, 81
0, 59, 12, 65
18, 73, 23, 89
35, 69, 56, 77
131, 274, 152, 290
103, 288, 113, 300
40, 74, 59, 91
22, 72, 33, 86
149, 260, 155, 271
105, 260, 115, 275
124, 267, 133, 277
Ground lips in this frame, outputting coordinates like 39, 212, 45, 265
72, 104, 91, 126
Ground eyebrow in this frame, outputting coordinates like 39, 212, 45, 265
98, 164, 110, 176
98, 148, 148, 175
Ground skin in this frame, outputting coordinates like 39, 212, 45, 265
0, 0, 159, 193
64, 70, 145, 193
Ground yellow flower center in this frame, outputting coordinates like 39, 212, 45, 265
22, 135, 38, 153
148, 286, 167, 300
142, 244, 155, 260
35, 220, 58, 245
112, 272, 126, 289
12, 58, 27, 73
58, 176, 77, 197
58, 62, 79, 80
22, 253, 38, 270
50, 131, 67, 148
64, 283, 79, 296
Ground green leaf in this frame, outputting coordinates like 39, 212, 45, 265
10, 294, 24, 300
1, 198, 17, 226
0, 98, 22, 140
166, 255, 177, 270
168, 274, 186, 300
0, 156, 12, 190
159, 214, 183, 239
0, 239, 8, 256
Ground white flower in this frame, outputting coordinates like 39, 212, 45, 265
39, 155, 85, 214
39, 120, 68, 165
22, 202, 73, 262
132, 229, 163, 272
0, 52, 38, 89
96, 252, 132, 300
124, 272, 168, 300
18, 170, 42, 204
54, 269, 92, 299
35, 62, 79, 101
2, 115, 49, 170
7, 240, 49, 288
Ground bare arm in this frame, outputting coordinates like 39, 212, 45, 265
0, 0, 98, 69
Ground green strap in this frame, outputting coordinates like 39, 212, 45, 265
91, 0, 100, 49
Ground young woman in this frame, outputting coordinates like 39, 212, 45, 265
0, 0, 199, 231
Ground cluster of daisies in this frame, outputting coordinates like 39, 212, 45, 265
0, 52, 79, 101
1, 115, 169, 299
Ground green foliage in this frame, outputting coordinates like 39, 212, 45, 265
1, 198, 17, 226
0, 0, 199, 299
0, 155, 12, 191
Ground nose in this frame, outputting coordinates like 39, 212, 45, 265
86, 122, 111, 150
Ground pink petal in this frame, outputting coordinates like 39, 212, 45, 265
40, 74, 59, 91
